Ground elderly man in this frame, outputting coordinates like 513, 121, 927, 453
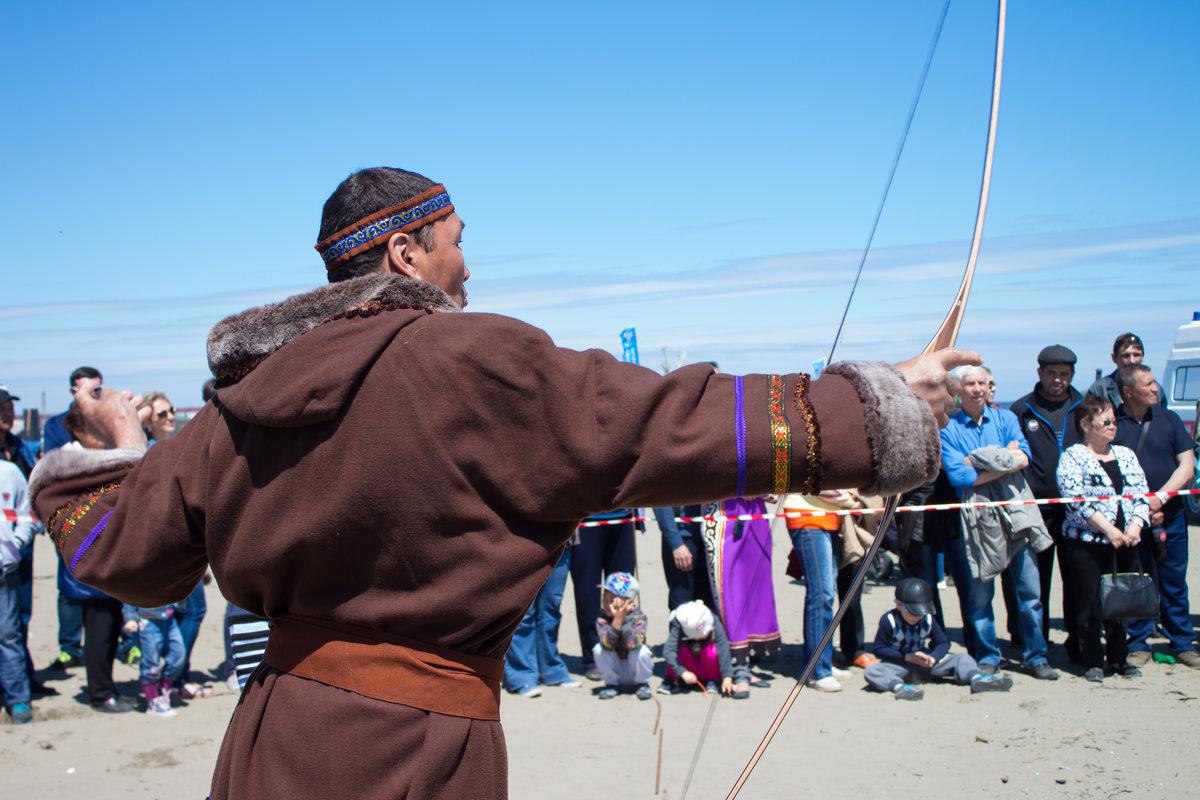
1114, 364, 1198, 668
31, 167, 974, 800
1008, 345, 1084, 658
941, 365, 1058, 681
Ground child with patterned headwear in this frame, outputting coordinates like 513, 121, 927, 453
593, 572, 654, 700
661, 600, 752, 698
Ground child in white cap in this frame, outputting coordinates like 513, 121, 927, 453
662, 600, 751, 698
593, 572, 654, 700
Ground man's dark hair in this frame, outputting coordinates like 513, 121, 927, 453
319, 168, 441, 283
1115, 363, 1152, 399
69, 366, 101, 386
1073, 394, 1113, 437
1112, 332, 1144, 356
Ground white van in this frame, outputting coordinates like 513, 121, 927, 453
1164, 311, 1200, 437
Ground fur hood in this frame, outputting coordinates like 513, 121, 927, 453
207, 273, 459, 382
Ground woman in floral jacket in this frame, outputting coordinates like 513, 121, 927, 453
1056, 395, 1150, 682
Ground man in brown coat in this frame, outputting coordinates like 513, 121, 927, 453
31, 167, 977, 799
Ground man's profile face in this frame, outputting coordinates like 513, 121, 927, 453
960, 373, 989, 415
1123, 371, 1158, 407
1114, 344, 1144, 367
0, 400, 13, 435
1037, 364, 1073, 401
410, 214, 469, 308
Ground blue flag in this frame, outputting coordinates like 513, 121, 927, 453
620, 327, 639, 364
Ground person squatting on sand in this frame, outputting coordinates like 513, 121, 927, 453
29, 166, 976, 800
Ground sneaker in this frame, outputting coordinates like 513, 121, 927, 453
850, 653, 880, 669
146, 695, 178, 718
893, 683, 923, 701
550, 678, 582, 688
46, 651, 82, 671
1126, 650, 1151, 667
514, 685, 542, 698
704, 680, 719, 694
584, 666, 603, 682
1172, 650, 1200, 669
7, 702, 32, 724
831, 666, 852, 679
635, 684, 653, 701
977, 662, 998, 676
597, 686, 618, 700
732, 688, 750, 700
1084, 667, 1104, 682
1109, 662, 1142, 678
226, 673, 241, 692
92, 695, 136, 714
970, 674, 1013, 693
658, 681, 679, 695
806, 676, 842, 692
1029, 663, 1059, 681
123, 645, 142, 667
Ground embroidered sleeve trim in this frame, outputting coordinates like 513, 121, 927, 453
734, 376, 748, 499
70, 510, 113, 576
768, 374, 792, 494
51, 481, 123, 551
793, 374, 822, 494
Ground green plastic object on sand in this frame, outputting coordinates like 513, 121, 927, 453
1153, 651, 1176, 664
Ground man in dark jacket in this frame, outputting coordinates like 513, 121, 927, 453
1008, 345, 1084, 660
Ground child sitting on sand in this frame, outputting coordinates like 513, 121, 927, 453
594, 572, 654, 700
661, 600, 751, 698
865, 578, 1012, 700
123, 602, 186, 717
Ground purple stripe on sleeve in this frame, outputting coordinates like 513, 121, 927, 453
69, 510, 113, 575
734, 375, 747, 499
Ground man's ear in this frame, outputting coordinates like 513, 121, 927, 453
383, 232, 421, 279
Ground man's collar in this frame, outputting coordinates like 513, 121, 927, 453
1117, 402, 1153, 422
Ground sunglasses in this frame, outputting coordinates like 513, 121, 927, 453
156, 407, 175, 419
1096, 418, 1116, 427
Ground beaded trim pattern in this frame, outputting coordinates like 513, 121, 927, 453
767, 374, 791, 494
70, 510, 113, 575
794, 374, 821, 494
734, 376, 747, 499
52, 481, 123, 551
315, 186, 454, 269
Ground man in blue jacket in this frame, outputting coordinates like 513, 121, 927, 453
1008, 345, 1084, 661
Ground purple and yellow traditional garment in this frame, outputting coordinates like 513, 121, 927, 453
701, 496, 783, 665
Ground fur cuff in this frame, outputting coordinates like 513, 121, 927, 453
29, 447, 144, 501
823, 361, 940, 496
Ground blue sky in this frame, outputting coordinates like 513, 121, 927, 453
2, 1, 1197, 419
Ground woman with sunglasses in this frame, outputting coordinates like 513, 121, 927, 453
141, 391, 176, 444
1056, 394, 1150, 682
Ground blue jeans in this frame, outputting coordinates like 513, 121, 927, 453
789, 527, 836, 680
0, 570, 31, 706
57, 594, 84, 660
1128, 513, 1193, 653
138, 617, 186, 688
173, 581, 207, 683
966, 543, 1047, 667
505, 549, 572, 690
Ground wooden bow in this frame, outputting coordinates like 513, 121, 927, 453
724, 2, 1007, 797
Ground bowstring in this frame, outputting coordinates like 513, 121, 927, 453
828, 0, 952, 363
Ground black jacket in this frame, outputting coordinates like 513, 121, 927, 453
1008, 386, 1084, 498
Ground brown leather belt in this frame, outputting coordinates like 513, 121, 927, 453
263, 616, 502, 721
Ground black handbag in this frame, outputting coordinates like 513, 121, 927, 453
1098, 549, 1159, 621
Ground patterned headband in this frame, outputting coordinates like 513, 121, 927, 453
315, 184, 455, 270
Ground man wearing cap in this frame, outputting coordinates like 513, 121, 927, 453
1113, 363, 1198, 668
1008, 345, 1084, 660
1088, 333, 1166, 410
940, 365, 1058, 681
31, 166, 977, 799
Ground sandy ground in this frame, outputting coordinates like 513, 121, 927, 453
4, 520, 1199, 799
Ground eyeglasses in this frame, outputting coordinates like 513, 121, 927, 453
156, 407, 175, 419
987, 382, 995, 389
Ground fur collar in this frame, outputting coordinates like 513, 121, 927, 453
206, 274, 459, 381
